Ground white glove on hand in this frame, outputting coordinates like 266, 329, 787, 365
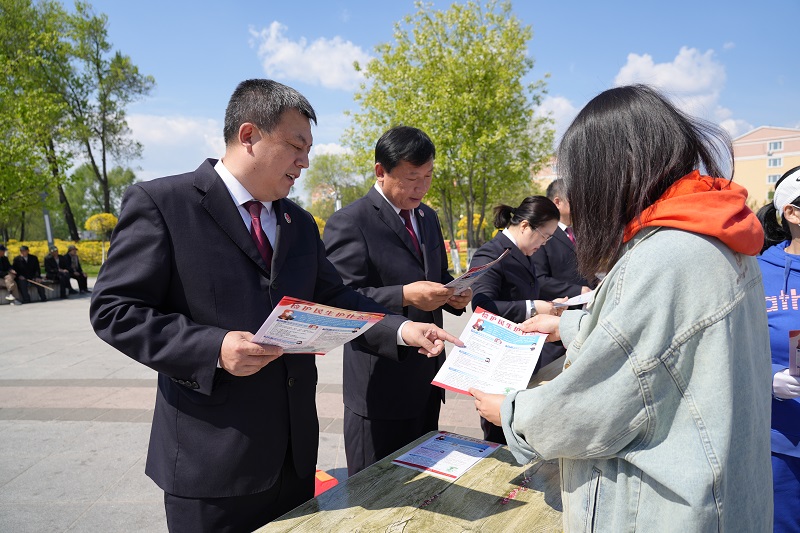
773, 369, 800, 400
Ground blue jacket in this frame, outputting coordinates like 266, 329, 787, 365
757, 241, 800, 458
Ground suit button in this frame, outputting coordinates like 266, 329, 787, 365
530, 282, 535, 286
287, 377, 296, 387
271, 282, 279, 290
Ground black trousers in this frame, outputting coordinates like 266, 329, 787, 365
47, 273, 71, 298
69, 272, 89, 291
344, 386, 441, 477
16, 278, 46, 303
163, 447, 314, 533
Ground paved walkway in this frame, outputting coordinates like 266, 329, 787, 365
0, 282, 480, 532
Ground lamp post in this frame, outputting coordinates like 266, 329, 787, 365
40, 192, 54, 247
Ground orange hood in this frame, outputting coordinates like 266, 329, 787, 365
623, 170, 763, 256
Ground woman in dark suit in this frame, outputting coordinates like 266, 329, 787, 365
470, 195, 561, 443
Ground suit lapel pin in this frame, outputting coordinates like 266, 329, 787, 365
418, 210, 424, 218
284, 213, 292, 223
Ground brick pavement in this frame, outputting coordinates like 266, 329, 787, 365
0, 283, 481, 532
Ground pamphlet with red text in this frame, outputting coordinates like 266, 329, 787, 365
392, 431, 499, 480
432, 308, 547, 395
252, 296, 384, 355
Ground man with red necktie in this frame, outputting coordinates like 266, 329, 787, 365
324, 126, 472, 476
532, 178, 595, 366
89, 81, 460, 532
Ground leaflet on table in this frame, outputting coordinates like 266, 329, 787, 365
553, 290, 595, 308
392, 431, 500, 480
251, 296, 384, 355
444, 248, 510, 296
432, 307, 547, 395
789, 330, 800, 376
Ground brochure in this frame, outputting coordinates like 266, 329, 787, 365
444, 248, 510, 295
432, 307, 547, 395
789, 330, 800, 376
251, 296, 384, 355
553, 290, 595, 308
392, 431, 500, 480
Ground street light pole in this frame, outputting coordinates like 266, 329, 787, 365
40, 192, 54, 247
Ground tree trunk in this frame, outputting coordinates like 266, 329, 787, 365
20, 212, 25, 241
46, 138, 80, 241
58, 184, 80, 241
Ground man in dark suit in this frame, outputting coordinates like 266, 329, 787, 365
89, 80, 459, 533
531, 179, 593, 364
13, 245, 46, 303
44, 246, 71, 299
323, 126, 471, 476
62, 245, 89, 293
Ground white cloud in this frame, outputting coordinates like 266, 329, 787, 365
613, 46, 752, 133
249, 22, 371, 91
126, 114, 224, 181
614, 46, 726, 97
723, 42, 735, 50
542, 46, 755, 148
311, 143, 350, 157
535, 95, 579, 143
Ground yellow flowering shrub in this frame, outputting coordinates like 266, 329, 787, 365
3, 239, 105, 266
313, 215, 326, 234
85, 213, 118, 235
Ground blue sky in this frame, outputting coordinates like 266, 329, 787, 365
86, 0, 799, 197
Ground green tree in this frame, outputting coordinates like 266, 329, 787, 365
347, 0, 553, 247
0, 0, 71, 231
64, 163, 136, 229
304, 152, 370, 220
63, 2, 154, 214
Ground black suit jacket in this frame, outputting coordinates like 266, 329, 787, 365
90, 159, 404, 498
470, 232, 537, 323
1, 255, 12, 277
531, 226, 588, 300
12, 254, 41, 279
44, 255, 63, 280
60, 254, 83, 275
531, 226, 592, 365
323, 187, 462, 419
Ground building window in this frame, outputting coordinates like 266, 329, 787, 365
768, 174, 781, 184
769, 158, 783, 168
768, 141, 784, 152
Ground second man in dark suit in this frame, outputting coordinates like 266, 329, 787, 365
324, 126, 471, 475
532, 179, 594, 364
13, 245, 46, 303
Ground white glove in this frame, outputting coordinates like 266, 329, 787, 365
773, 369, 800, 400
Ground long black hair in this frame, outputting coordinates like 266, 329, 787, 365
557, 84, 732, 278
757, 165, 800, 253
492, 196, 559, 229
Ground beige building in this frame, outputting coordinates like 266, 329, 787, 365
733, 126, 800, 208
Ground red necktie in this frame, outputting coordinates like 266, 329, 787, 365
565, 226, 576, 245
399, 209, 422, 258
243, 201, 274, 267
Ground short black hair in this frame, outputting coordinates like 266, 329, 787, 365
375, 126, 435, 173
223, 79, 317, 145
20, 245, 29, 251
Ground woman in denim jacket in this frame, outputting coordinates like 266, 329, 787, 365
472, 85, 773, 532
756, 166, 800, 532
